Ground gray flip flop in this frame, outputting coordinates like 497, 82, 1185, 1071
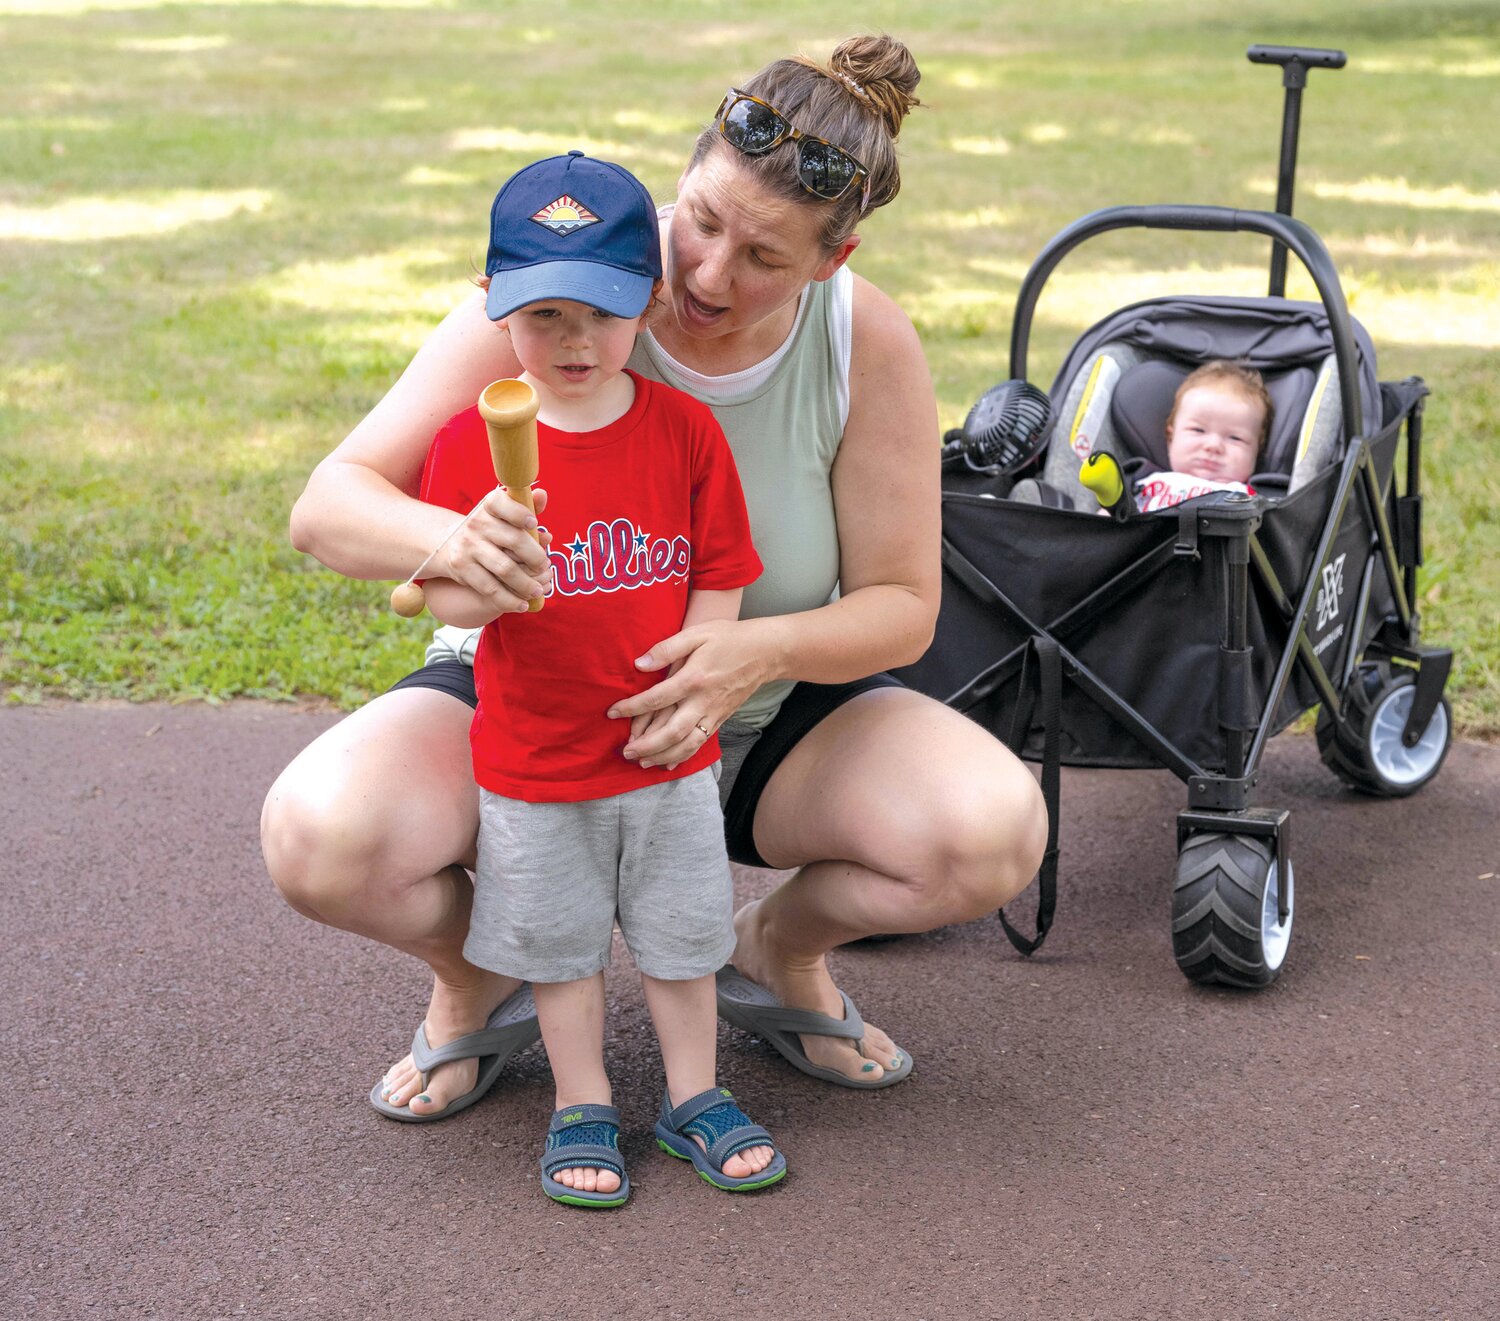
369, 983, 541, 1122
715, 966, 913, 1089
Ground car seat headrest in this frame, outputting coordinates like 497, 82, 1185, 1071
1108, 359, 1334, 480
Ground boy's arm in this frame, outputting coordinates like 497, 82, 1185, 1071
679, 587, 743, 640
422, 577, 505, 630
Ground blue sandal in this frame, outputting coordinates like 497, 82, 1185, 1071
540, 1103, 630, 1209
654, 1087, 787, 1192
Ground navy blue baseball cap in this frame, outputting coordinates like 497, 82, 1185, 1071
484, 151, 662, 322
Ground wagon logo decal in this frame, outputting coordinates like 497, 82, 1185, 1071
530, 195, 600, 235
1316, 553, 1347, 630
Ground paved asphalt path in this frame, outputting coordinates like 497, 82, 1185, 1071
4, 703, 1496, 1320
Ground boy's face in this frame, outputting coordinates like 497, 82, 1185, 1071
504, 298, 643, 399
1167, 385, 1263, 485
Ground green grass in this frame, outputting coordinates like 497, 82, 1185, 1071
2, 0, 1497, 732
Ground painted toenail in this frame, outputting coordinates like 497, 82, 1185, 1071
415, 1094, 431, 1104
861, 1063, 877, 1073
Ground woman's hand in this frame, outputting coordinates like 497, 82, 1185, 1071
436, 486, 554, 615
609, 619, 771, 769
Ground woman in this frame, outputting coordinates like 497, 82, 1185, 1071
262, 35, 1047, 1118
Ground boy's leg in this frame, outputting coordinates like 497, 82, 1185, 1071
533, 974, 618, 1195
640, 973, 775, 1178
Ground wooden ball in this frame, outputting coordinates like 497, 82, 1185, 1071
390, 581, 427, 617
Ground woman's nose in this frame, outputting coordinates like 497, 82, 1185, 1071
695, 244, 730, 295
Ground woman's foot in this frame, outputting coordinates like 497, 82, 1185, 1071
377, 970, 521, 1116
728, 900, 904, 1085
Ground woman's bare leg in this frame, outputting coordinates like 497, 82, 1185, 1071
732, 686, 1048, 1083
260, 686, 520, 1114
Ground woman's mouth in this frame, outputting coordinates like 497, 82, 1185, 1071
682, 288, 729, 327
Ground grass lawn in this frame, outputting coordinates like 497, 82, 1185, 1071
2, 0, 1497, 730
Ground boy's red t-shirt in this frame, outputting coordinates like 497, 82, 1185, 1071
419, 371, 762, 803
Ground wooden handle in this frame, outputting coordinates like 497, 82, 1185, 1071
478, 378, 544, 612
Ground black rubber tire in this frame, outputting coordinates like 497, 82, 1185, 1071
1172, 831, 1292, 989
1317, 664, 1452, 798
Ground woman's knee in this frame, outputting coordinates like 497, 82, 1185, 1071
898, 764, 1049, 926
260, 766, 384, 916
260, 689, 479, 919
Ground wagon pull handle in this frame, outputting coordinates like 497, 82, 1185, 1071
1247, 43, 1347, 298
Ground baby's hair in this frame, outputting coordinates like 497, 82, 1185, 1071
690, 33, 923, 251
1166, 360, 1274, 452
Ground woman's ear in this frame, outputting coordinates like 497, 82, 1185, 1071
811, 234, 861, 284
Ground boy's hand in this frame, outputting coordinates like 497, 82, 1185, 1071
438, 485, 553, 614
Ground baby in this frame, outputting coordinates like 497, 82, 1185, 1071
1133, 360, 1273, 513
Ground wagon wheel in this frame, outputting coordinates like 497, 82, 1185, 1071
1317, 662, 1451, 798
1172, 831, 1293, 989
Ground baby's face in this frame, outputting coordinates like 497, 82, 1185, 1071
1167, 385, 1263, 484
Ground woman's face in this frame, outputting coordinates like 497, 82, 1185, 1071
665, 146, 857, 341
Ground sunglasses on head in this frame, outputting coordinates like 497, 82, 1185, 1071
713, 88, 871, 210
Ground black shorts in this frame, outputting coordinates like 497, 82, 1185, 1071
386, 660, 904, 869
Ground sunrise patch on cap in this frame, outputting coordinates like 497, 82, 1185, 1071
531, 195, 600, 234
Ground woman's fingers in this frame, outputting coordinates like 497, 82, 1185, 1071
609, 667, 692, 722
629, 708, 714, 768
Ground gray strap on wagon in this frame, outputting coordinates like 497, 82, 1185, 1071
1000, 634, 1061, 956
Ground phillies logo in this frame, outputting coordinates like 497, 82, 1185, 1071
548, 517, 690, 597
1315, 553, 1347, 630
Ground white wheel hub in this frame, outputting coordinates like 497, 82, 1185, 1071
1369, 684, 1448, 788
1260, 858, 1294, 972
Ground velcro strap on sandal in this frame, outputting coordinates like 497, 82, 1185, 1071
548, 1102, 621, 1134
702, 1121, 774, 1169
664, 1087, 741, 1131
542, 1144, 624, 1179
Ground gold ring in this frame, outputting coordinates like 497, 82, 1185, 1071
695, 722, 711, 737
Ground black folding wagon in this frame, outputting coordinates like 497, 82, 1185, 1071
896, 45, 1454, 988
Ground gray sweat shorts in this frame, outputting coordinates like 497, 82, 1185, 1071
465, 766, 736, 984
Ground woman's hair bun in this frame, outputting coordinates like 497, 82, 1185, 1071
828, 33, 922, 138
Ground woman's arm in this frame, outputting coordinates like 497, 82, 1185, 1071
755, 273, 941, 678
612, 274, 941, 751
288, 290, 552, 611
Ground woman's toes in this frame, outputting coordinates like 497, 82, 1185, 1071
861, 1025, 902, 1069
384, 1075, 419, 1106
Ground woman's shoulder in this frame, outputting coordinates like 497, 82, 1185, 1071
848, 270, 924, 376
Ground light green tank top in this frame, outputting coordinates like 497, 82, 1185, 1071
627, 273, 846, 730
